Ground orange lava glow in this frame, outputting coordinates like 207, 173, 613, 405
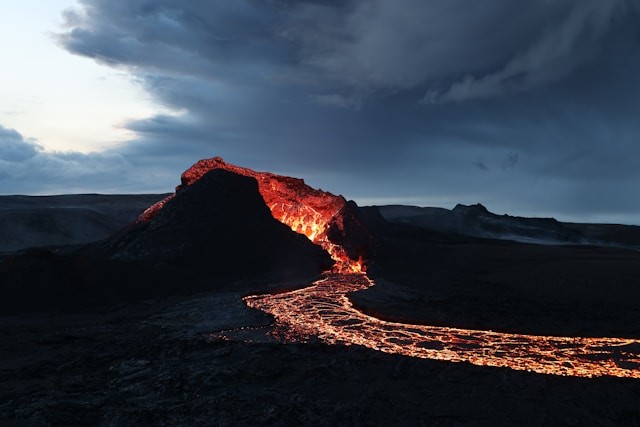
145, 157, 640, 378
267, 201, 363, 274
139, 157, 365, 273
245, 273, 640, 378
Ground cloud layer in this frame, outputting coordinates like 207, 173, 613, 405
3, 0, 640, 223
0, 125, 154, 194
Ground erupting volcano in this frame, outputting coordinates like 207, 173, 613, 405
139, 157, 368, 273
141, 158, 640, 379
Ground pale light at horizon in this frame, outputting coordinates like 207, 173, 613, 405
0, 0, 168, 153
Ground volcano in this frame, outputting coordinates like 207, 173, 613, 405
120, 157, 640, 379
138, 157, 371, 273
89, 167, 331, 277
0, 164, 337, 313
2, 157, 640, 425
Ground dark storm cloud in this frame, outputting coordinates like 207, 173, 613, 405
16, 0, 640, 221
59, 1, 293, 81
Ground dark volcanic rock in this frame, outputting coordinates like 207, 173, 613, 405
139, 157, 374, 268
92, 169, 330, 276
326, 200, 375, 261
2, 288, 640, 426
0, 249, 191, 313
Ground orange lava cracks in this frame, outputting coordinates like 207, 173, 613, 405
245, 273, 640, 378
267, 200, 363, 274
143, 157, 640, 379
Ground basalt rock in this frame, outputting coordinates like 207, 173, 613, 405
91, 168, 331, 277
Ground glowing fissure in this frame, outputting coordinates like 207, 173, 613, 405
268, 201, 363, 274
143, 158, 640, 378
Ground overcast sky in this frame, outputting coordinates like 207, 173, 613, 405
1, 0, 639, 224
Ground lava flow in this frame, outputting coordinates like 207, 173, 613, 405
143, 158, 640, 379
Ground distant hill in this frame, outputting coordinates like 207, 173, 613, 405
0, 194, 169, 252
4, 193, 640, 255
375, 203, 640, 250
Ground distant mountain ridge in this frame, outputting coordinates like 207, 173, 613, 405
376, 203, 640, 250
0, 194, 169, 252
3, 193, 640, 255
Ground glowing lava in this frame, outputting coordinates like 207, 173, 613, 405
140, 157, 365, 273
245, 273, 640, 378
143, 158, 640, 378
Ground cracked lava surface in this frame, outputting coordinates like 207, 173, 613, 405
145, 157, 640, 379
245, 272, 640, 378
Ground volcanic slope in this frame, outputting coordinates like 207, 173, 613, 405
92, 168, 330, 276
0, 169, 329, 314
139, 156, 371, 271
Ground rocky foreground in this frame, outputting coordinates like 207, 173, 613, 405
2, 284, 640, 426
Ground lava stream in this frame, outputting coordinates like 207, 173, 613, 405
245, 272, 640, 378
246, 198, 640, 379
141, 158, 640, 378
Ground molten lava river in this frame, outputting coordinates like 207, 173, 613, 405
254, 204, 640, 379
245, 243, 640, 379
148, 158, 640, 379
